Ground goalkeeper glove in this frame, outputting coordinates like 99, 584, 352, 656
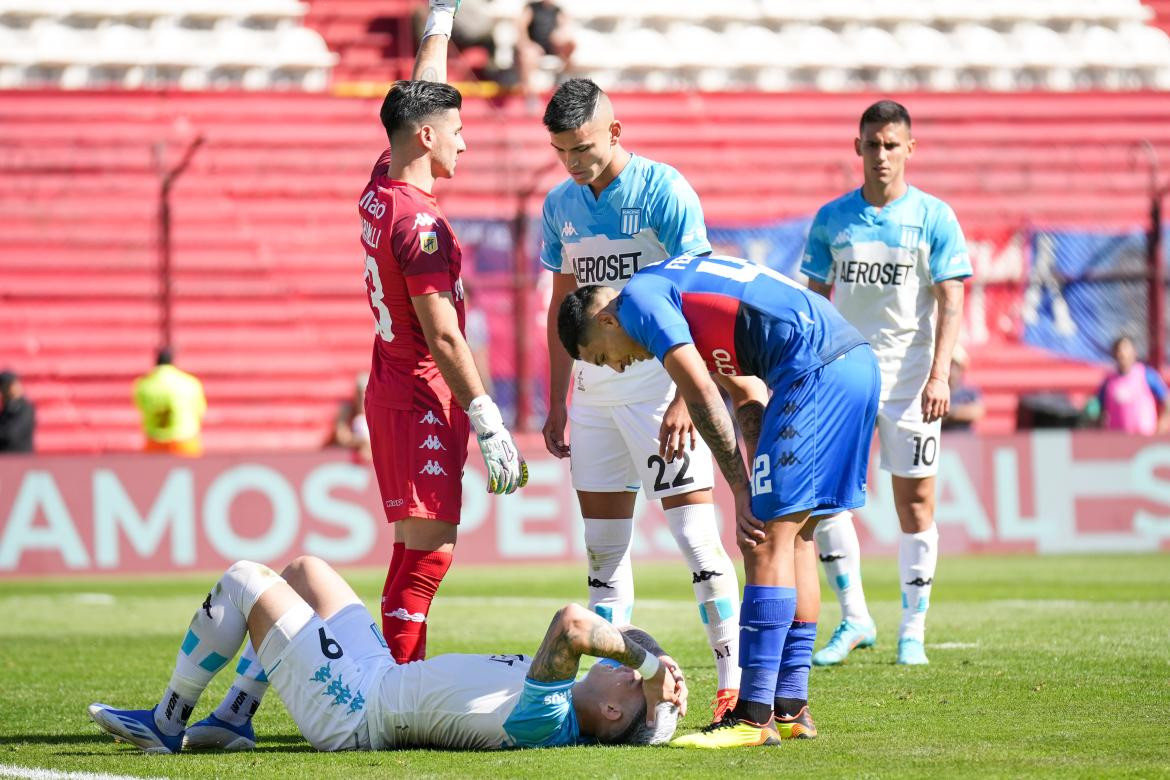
468, 395, 528, 495
424, 0, 460, 39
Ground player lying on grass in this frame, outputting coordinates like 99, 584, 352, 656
88, 556, 684, 753
559, 253, 879, 748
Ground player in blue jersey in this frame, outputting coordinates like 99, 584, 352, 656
800, 100, 972, 667
557, 254, 880, 748
539, 78, 742, 720
87, 556, 685, 754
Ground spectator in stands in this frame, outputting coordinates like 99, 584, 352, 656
1087, 335, 1170, 435
133, 348, 207, 457
941, 344, 984, 431
329, 373, 372, 463
0, 369, 36, 454
516, 1, 575, 102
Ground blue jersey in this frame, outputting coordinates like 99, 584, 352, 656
542, 154, 711, 405
800, 186, 972, 401
616, 255, 866, 391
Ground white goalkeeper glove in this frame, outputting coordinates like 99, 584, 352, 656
424, 0, 461, 39
468, 395, 528, 495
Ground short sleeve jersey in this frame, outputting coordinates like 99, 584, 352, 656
800, 186, 972, 401
541, 155, 711, 406
616, 255, 866, 391
360, 148, 465, 411
368, 653, 583, 750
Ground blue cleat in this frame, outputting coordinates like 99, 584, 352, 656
896, 637, 930, 665
184, 713, 256, 751
811, 618, 877, 666
87, 703, 183, 754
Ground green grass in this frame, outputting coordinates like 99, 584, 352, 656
2, 554, 1169, 779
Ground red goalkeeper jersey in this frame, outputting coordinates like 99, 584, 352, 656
360, 148, 465, 411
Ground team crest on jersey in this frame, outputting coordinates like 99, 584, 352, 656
900, 226, 922, 250
414, 212, 438, 229
620, 208, 642, 236
419, 231, 438, 254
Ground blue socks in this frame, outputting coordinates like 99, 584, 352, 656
776, 620, 817, 709
736, 585, 796, 712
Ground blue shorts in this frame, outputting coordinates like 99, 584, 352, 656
749, 344, 879, 521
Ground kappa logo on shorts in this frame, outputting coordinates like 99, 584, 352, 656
778, 425, 801, 440
419, 459, 448, 476
418, 410, 445, 426
777, 452, 801, 467
419, 434, 446, 450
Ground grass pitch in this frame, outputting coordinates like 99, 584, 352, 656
1, 554, 1168, 779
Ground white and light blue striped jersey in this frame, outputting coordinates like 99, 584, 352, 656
800, 186, 972, 401
542, 155, 711, 406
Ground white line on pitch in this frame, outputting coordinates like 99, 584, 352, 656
0, 765, 166, 780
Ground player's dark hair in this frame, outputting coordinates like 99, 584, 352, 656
557, 284, 608, 360
380, 80, 462, 143
859, 99, 912, 132
543, 78, 603, 134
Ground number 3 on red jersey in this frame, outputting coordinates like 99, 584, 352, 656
364, 253, 394, 342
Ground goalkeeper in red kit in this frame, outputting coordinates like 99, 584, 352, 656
360, 0, 528, 663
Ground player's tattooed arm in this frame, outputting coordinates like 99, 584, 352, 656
663, 345, 751, 488
713, 374, 769, 459
620, 626, 666, 658
734, 401, 765, 459
529, 604, 650, 682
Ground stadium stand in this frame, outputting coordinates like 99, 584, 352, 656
0, 0, 336, 90
466, 0, 1170, 93
3, 88, 1165, 449
3, 1, 1170, 450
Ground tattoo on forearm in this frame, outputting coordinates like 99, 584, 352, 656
621, 626, 666, 658
735, 400, 765, 460
688, 397, 749, 487
417, 65, 438, 82
529, 610, 649, 682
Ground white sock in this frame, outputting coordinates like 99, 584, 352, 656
898, 524, 939, 642
583, 517, 635, 627
664, 503, 741, 691
814, 511, 872, 625
212, 644, 269, 726
156, 561, 282, 736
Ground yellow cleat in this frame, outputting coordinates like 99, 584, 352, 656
670, 715, 781, 749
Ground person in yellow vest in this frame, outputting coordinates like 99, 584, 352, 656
133, 348, 206, 456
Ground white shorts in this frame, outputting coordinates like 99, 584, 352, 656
568, 396, 715, 499
259, 602, 392, 752
875, 395, 942, 478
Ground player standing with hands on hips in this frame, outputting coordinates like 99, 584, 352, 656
539, 79, 743, 721
801, 100, 972, 667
